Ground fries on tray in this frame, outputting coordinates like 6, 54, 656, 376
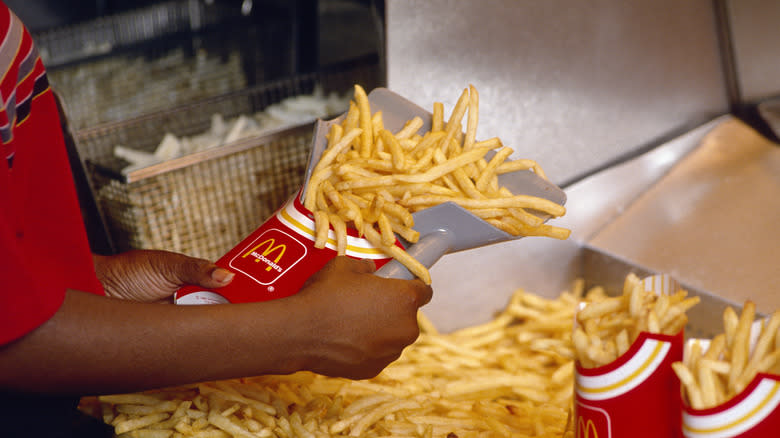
89, 281, 616, 437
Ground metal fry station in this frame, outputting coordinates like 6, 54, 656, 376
8, 0, 780, 436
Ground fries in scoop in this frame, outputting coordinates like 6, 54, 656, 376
304, 84, 569, 283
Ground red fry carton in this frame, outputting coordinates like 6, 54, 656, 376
575, 274, 685, 438
174, 191, 393, 304
681, 320, 780, 438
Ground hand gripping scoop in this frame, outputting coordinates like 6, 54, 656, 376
303, 87, 567, 281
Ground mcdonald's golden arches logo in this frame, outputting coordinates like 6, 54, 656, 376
577, 417, 599, 438
230, 229, 307, 285
574, 403, 610, 438
242, 238, 287, 272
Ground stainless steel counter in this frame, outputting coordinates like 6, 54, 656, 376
589, 117, 780, 314
386, 0, 728, 187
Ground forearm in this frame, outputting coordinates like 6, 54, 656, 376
0, 257, 432, 397
0, 289, 311, 396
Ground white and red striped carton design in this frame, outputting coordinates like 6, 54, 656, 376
174, 190, 394, 304
574, 274, 685, 438
681, 319, 780, 438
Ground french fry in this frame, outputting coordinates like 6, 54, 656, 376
114, 412, 170, 435
116, 400, 179, 416
403, 193, 566, 217
362, 226, 430, 285
577, 296, 624, 321
312, 210, 329, 249
443, 87, 470, 145
395, 146, 494, 184
431, 102, 444, 132
475, 146, 514, 191
310, 128, 362, 177
375, 213, 395, 246
379, 129, 406, 171
728, 301, 756, 392
740, 310, 780, 385
328, 213, 347, 255
673, 362, 705, 409
616, 329, 631, 357
395, 116, 424, 140
462, 84, 480, 151
352, 85, 373, 159
699, 358, 731, 375
723, 306, 739, 347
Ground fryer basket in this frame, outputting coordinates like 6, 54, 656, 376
76, 63, 379, 260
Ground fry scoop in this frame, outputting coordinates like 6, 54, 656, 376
303, 88, 567, 280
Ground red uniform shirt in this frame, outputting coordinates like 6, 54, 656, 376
0, 2, 104, 346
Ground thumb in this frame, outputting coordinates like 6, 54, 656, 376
170, 254, 235, 289
205, 265, 235, 288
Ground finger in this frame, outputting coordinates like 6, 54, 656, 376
352, 259, 431, 307
354, 257, 377, 273
168, 253, 234, 289
208, 266, 235, 286
331, 352, 404, 380
414, 281, 434, 307
385, 276, 433, 308
150, 296, 175, 305
330, 255, 376, 274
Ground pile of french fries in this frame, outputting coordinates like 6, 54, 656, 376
573, 273, 700, 369
304, 84, 569, 284
84, 280, 629, 438
672, 301, 780, 410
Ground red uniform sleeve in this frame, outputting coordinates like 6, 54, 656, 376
0, 210, 67, 345
0, 3, 104, 346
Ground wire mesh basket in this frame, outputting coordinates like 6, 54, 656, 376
76, 62, 380, 260
37, 0, 299, 131
33, 0, 233, 68
48, 45, 249, 131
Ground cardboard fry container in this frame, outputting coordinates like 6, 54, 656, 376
575, 274, 685, 438
681, 321, 780, 438
174, 190, 393, 304
682, 373, 780, 438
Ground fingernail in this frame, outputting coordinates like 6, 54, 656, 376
212, 268, 235, 284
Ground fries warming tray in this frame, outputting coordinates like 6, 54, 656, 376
77, 63, 380, 260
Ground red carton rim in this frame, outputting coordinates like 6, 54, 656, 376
576, 330, 683, 376
291, 190, 366, 239
683, 372, 780, 415
292, 185, 408, 251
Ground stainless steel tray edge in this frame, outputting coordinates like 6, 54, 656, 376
581, 244, 745, 340
561, 116, 732, 243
